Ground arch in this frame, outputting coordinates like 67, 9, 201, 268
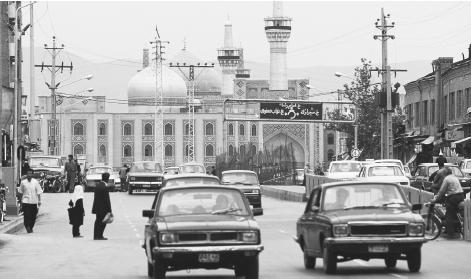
228, 123, 234, 135
73, 144, 84, 156
144, 144, 153, 157
144, 123, 153, 136
264, 133, 306, 168
205, 123, 214, 135
164, 123, 173, 135
251, 124, 257, 136
239, 124, 245, 136
123, 123, 132, 135
327, 149, 335, 161
239, 145, 246, 155
205, 144, 214, 156
228, 144, 234, 156
98, 123, 106, 135
165, 144, 173, 156
99, 144, 106, 157
73, 123, 84, 135
327, 133, 335, 145
123, 145, 133, 157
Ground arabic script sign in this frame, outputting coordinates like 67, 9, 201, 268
259, 102, 323, 121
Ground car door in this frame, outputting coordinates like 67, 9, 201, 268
302, 189, 326, 256
298, 189, 320, 254
411, 166, 425, 189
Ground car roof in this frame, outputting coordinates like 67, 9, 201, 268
179, 162, 205, 166
374, 159, 402, 162
165, 173, 219, 180
166, 167, 179, 170
317, 181, 402, 189
132, 161, 161, 164
221, 170, 257, 175
330, 160, 361, 163
364, 163, 401, 168
418, 163, 457, 167
159, 185, 241, 194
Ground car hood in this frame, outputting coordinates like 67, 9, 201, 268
156, 214, 258, 231
325, 207, 423, 224
31, 167, 63, 173
128, 172, 162, 177
223, 184, 260, 191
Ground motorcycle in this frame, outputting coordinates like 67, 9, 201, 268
422, 201, 464, 240
41, 173, 65, 193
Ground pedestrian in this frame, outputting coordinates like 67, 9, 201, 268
92, 172, 112, 240
211, 166, 217, 176
18, 169, 43, 233
75, 159, 82, 185
436, 150, 447, 166
68, 184, 85, 238
65, 155, 77, 193
21, 160, 31, 178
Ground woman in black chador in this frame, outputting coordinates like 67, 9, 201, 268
68, 185, 85, 237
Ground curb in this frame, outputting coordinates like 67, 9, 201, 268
0, 212, 46, 234
261, 186, 307, 203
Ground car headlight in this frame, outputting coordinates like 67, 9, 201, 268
408, 223, 424, 236
250, 189, 260, 194
333, 224, 349, 237
241, 231, 259, 243
130, 177, 136, 181
159, 232, 176, 244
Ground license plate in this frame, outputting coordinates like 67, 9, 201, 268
142, 184, 150, 188
368, 244, 388, 253
198, 253, 219, 263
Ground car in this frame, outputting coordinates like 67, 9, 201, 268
84, 166, 119, 192
28, 155, 65, 192
357, 163, 410, 186
458, 159, 471, 177
142, 185, 264, 279
221, 170, 262, 210
410, 163, 471, 193
404, 165, 412, 179
295, 169, 305, 185
127, 161, 164, 194
325, 160, 362, 180
163, 174, 220, 188
374, 159, 404, 170
164, 167, 179, 175
178, 162, 206, 174
295, 181, 426, 274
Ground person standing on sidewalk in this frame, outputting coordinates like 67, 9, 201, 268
92, 172, 112, 240
68, 184, 85, 238
64, 155, 77, 193
18, 170, 43, 233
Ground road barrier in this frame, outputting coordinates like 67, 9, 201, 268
305, 174, 339, 198
464, 199, 471, 241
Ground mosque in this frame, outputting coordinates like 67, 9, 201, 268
34, 2, 324, 169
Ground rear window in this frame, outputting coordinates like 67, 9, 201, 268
131, 162, 162, 173
221, 172, 259, 185
330, 162, 361, 173
165, 177, 220, 187
368, 166, 404, 177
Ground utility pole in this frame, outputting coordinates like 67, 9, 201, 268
36, 36, 73, 155
169, 61, 214, 162
29, 2, 35, 117
372, 8, 406, 159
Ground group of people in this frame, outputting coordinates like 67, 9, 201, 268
65, 155, 83, 193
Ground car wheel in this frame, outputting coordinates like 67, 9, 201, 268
323, 245, 337, 274
234, 264, 244, 277
385, 256, 397, 268
421, 213, 442, 240
407, 248, 421, 273
147, 261, 153, 277
153, 260, 166, 279
244, 256, 259, 279
303, 249, 316, 269
128, 187, 133, 195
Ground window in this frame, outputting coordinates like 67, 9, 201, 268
123, 145, 132, 157
450, 92, 455, 120
457, 90, 463, 117
165, 145, 173, 156
444, 95, 448, 122
73, 144, 84, 156
327, 149, 334, 161
327, 133, 334, 145
205, 144, 214, 156
251, 124, 257, 136
423, 100, 428, 126
414, 102, 420, 127
228, 123, 234, 135
431, 99, 435, 124
205, 123, 214, 135
73, 123, 84, 135
144, 123, 153, 136
467, 88, 471, 109
184, 123, 193, 135
99, 145, 106, 157
164, 123, 173, 135
98, 123, 106, 135
144, 144, 153, 157
240, 145, 246, 154
239, 124, 245, 136
123, 123, 132, 135
228, 145, 234, 156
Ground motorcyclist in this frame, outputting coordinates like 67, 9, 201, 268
430, 167, 465, 239
430, 159, 447, 194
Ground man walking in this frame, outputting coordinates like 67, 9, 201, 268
92, 172, 112, 240
65, 155, 77, 193
18, 170, 43, 233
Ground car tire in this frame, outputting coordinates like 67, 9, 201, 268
128, 187, 133, 195
385, 256, 397, 268
323, 245, 337, 274
147, 261, 153, 277
421, 213, 442, 240
303, 249, 316, 269
407, 248, 421, 273
153, 260, 166, 279
244, 256, 259, 279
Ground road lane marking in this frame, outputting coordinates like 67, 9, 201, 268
389, 273, 408, 279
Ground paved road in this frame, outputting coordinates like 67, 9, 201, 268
1, 192, 471, 278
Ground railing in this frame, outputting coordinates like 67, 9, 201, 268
464, 199, 471, 241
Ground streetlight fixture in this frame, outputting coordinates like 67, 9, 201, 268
334, 72, 354, 80
56, 74, 94, 89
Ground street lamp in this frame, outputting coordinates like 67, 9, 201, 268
334, 72, 354, 80
56, 74, 94, 89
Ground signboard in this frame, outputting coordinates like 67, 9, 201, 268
259, 102, 322, 121
351, 148, 361, 158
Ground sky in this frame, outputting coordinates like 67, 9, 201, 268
22, 0, 471, 69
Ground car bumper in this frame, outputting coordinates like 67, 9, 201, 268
153, 244, 264, 254
129, 182, 162, 189
244, 194, 262, 206
324, 237, 426, 256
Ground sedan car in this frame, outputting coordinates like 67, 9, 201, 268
326, 160, 362, 180
84, 166, 119, 192
221, 170, 262, 210
410, 163, 471, 193
178, 162, 207, 174
127, 161, 164, 194
163, 174, 220, 188
295, 181, 426, 274
164, 167, 179, 175
357, 163, 410, 186
142, 186, 264, 279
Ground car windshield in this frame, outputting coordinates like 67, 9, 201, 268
296, 169, 304, 175
88, 167, 112, 175
367, 166, 404, 177
131, 162, 162, 173
165, 177, 220, 187
375, 160, 402, 168
330, 162, 361, 173
428, 166, 463, 177
157, 188, 249, 216
465, 162, 471, 169
221, 172, 259, 185
323, 184, 405, 211
179, 165, 206, 173
29, 157, 61, 168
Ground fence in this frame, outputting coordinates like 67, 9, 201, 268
464, 199, 471, 241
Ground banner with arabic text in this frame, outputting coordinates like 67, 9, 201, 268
259, 102, 323, 121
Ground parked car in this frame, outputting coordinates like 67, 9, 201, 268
295, 181, 426, 274
28, 155, 65, 192
410, 163, 471, 193
84, 166, 119, 192
127, 161, 164, 194
221, 170, 262, 210
357, 163, 410, 186
164, 166, 179, 175
325, 160, 362, 180
458, 159, 471, 177
142, 185, 263, 279
178, 162, 206, 174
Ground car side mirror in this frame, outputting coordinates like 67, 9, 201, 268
142, 209, 154, 218
411, 204, 422, 211
311, 205, 320, 213
252, 208, 263, 216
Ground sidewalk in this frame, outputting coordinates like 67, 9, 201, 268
261, 185, 306, 202
1, 209, 46, 234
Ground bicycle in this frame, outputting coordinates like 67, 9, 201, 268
0, 183, 8, 223
421, 201, 464, 240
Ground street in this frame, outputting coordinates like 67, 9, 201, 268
0, 192, 471, 278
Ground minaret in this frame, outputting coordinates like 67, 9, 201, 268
218, 16, 240, 96
265, 1, 292, 91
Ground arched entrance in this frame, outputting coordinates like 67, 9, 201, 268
264, 133, 305, 169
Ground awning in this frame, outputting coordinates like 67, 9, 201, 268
453, 137, 471, 145
420, 136, 435, 145
406, 154, 417, 165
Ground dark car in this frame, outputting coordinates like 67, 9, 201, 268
142, 186, 264, 279
295, 181, 426, 274
221, 170, 262, 210
127, 161, 164, 194
410, 163, 471, 193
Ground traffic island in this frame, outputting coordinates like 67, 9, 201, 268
260, 185, 307, 202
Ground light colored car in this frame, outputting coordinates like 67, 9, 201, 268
326, 160, 362, 180
84, 166, 119, 192
374, 159, 404, 170
357, 164, 410, 186
162, 174, 220, 188
127, 161, 164, 194
164, 166, 179, 175
221, 170, 262, 210
403, 166, 412, 179
178, 162, 207, 174
458, 159, 471, 177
